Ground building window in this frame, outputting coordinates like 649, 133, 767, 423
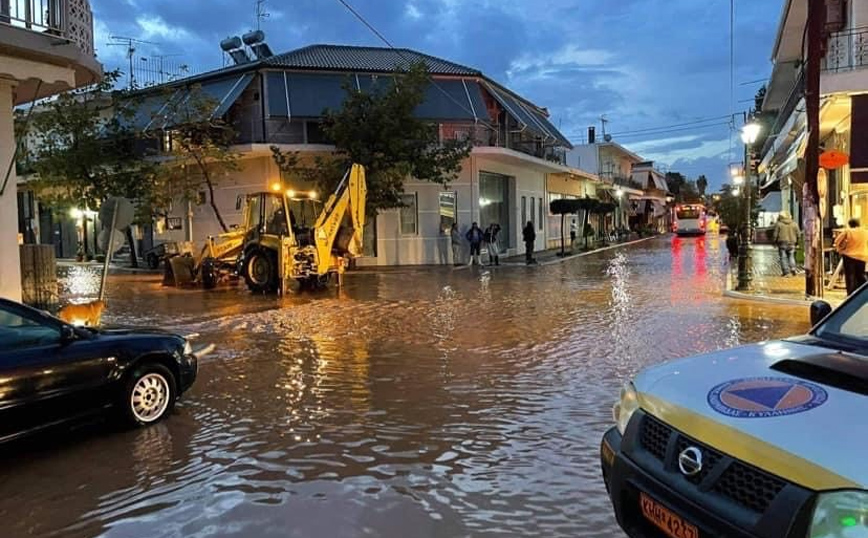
521, 196, 527, 226
530, 196, 536, 228
479, 171, 512, 248
439, 191, 457, 234
539, 198, 544, 230
305, 121, 331, 144
400, 193, 418, 235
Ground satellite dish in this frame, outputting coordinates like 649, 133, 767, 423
604, 134, 613, 142
98, 228, 125, 254
99, 197, 135, 231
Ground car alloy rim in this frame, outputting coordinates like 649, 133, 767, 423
131, 373, 170, 422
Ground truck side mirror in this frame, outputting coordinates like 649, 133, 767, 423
810, 300, 833, 327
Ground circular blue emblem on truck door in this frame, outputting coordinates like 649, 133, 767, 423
707, 377, 828, 418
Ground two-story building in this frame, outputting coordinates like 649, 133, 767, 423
759, 0, 868, 236
1, 0, 101, 300
104, 42, 579, 266
567, 131, 663, 234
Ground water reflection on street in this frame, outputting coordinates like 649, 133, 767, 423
2, 236, 807, 537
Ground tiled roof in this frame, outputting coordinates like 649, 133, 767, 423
263, 44, 481, 76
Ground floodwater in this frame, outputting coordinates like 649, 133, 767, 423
3, 236, 808, 538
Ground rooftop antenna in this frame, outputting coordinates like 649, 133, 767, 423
600, 115, 609, 138
255, 0, 270, 30
108, 35, 158, 88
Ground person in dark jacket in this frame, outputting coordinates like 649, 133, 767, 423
522, 221, 536, 265
485, 223, 501, 266
465, 222, 484, 266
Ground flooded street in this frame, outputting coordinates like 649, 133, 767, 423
3, 236, 808, 538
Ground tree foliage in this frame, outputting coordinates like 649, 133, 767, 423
696, 175, 708, 197
22, 70, 159, 214
274, 62, 472, 215
711, 184, 760, 232
148, 85, 240, 232
665, 171, 701, 203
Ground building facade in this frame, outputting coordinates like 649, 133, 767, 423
759, 0, 868, 249
49, 43, 580, 265
1, 0, 101, 300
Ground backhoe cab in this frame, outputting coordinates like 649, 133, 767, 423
238, 163, 366, 293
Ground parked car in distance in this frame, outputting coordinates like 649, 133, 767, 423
601, 289, 867, 538
0, 298, 204, 444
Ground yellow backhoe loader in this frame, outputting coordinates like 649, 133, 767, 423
171, 163, 367, 293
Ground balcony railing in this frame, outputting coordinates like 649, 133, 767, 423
0, 0, 94, 56
823, 26, 868, 73
439, 122, 568, 164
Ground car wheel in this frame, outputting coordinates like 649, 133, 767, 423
146, 253, 160, 269
122, 363, 176, 426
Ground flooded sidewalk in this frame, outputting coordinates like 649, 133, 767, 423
724, 244, 847, 306
3, 236, 808, 538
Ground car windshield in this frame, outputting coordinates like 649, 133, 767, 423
813, 288, 868, 350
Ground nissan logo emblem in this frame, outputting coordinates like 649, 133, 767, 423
678, 446, 703, 476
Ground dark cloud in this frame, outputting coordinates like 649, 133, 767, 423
90, 0, 780, 188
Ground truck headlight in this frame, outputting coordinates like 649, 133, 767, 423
809, 490, 868, 537
612, 381, 639, 435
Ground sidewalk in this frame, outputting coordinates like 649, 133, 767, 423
500, 235, 655, 267
723, 245, 847, 307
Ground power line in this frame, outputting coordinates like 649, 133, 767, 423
563, 114, 731, 139
334, 0, 565, 144
612, 122, 730, 140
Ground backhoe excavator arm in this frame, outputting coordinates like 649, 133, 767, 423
311, 164, 367, 274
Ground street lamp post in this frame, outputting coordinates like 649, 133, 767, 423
736, 120, 762, 291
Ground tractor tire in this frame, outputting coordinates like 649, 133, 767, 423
244, 249, 278, 293
201, 257, 218, 289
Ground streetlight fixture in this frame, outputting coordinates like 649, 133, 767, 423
736, 118, 762, 291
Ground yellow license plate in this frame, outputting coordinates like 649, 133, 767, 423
639, 492, 699, 538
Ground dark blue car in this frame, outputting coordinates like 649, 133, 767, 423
0, 298, 201, 443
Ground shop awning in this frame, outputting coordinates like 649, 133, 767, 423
266, 71, 490, 121
124, 73, 254, 131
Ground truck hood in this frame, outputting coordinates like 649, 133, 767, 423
634, 339, 867, 489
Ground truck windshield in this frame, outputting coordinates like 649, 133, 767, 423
813, 288, 868, 350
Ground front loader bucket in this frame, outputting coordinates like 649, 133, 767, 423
167, 256, 196, 287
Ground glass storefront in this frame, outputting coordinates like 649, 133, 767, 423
479, 171, 512, 248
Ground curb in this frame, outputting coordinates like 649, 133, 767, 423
500, 236, 658, 267
722, 270, 836, 307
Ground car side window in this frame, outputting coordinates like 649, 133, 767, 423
0, 309, 61, 351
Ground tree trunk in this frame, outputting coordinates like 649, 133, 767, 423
560, 214, 565, 256
125, 226, 138, 268
203, 172, 228, 233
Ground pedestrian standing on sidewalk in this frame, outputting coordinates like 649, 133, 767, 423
834, 218, 868, 295
772, 211, 800, 277
486, 224, 501, 266
570, 219, 578, 251
450, 223, 463, 266
523, 221, 537, 265
465, 222, 484, 266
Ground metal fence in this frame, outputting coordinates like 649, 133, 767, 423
823, 26, 868, 72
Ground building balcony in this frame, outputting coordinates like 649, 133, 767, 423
439, 122, 568, 165
0, 0, 101, 104
823, 26, 868, 73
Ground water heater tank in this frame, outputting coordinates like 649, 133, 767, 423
242, 30, 265, 46
220, 36, 243, 51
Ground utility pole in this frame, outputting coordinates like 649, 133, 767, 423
804, 0, 823, 296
